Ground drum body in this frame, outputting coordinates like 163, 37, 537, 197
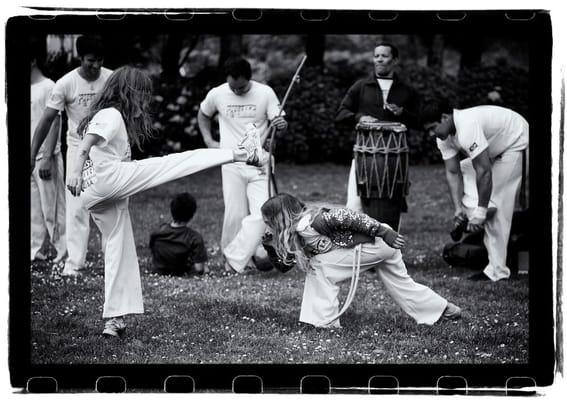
353, 121, 409, 200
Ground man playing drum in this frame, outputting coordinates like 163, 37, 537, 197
336, 42, 420, 230
421, 99, 529, 282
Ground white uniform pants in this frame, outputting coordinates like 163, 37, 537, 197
300, 238, 448, 327
221, 163, 270, 272
460, 151, 524, 281
31, 153, 67, 261
64, 141, 92, 273
83, 149, 234, 318
346, 159, 363, 212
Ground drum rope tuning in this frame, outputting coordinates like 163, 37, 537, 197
354, 122, 410, 200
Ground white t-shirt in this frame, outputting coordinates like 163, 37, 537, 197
200, 81, 282, 149
31, 78, 61, 159
377, 78, 393, 103
436, 106, 529, 161
86, 107, 131, 168
47, 67, 113, 145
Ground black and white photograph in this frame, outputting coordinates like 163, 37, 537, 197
5, 7, 557, 393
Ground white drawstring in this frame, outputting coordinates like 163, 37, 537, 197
320, 244, 362, 327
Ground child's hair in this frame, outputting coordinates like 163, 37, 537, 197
77, 66, 154, 150
223, 57, 252, 80
170, 192, 197, 223
420, 97, 453, 125
76, 35, 104, 58
261, 193, 314, 272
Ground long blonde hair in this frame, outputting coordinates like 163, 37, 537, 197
261, 193, 316, 272
77, 66, 154, 150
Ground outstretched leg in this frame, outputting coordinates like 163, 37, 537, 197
83, 149, 234, 209
376, 249, 448, 325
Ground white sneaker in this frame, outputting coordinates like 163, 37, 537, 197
102, 317, 126, 337
238, 123, 264, 166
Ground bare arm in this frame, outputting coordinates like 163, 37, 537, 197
443, 155, 465, 218
197, 109, 219, 148
467, 150, 492, 232
66, 133, 103, 196
471, 150, 492, 209
37, 113, 61, 180
30, 107, 59, 173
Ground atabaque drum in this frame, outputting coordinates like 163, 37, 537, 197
353, 121, 409, 199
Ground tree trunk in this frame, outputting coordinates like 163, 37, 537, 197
219, 35, 243, 68
426, 34, 444, 72
162, 34, 184, 82
304, 34, 326, 67
458, 36, 483, 70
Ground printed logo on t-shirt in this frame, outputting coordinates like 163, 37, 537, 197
82, 158, 96, 189
78, 92, 98, 107
469, 142, 478, 152
225, 104, 257, 119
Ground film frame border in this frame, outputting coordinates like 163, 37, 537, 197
7, 8, 555, 393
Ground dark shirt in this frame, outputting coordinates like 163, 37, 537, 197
336, 74, 420, 128
149, 223, 208, 275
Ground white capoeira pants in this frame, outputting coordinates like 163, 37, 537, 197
31, 153, 67, 261
221, 163, 270, 272
346, 159, 363, 212
459, 151, 525, 281
300, 238, 448, 328
82, 149, 234, 318
64, 140, 92, 273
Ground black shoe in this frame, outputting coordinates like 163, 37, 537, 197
468, 272, 490, 281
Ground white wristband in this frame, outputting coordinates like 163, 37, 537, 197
471, 206, 487, 220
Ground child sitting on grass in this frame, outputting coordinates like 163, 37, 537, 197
261, 193, 462, 328
149, 192, 209, 276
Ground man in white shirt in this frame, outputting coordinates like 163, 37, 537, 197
422, 99, 529, 281
31, 35, 113, 276
198, 57, 287, 273
30, 39, 66, 263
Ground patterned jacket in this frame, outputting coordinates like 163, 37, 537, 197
262, 207, 399, 272
305, 207, 398, 254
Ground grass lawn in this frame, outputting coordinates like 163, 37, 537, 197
30, 163, 529, 365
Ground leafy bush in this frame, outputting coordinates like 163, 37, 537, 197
270, 66, 354, 164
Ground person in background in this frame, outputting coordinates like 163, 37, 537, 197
421, 98, 529, 282
336, 42, 420, 231
31, 35, 113, 277
149, 193, 209, 276
30, 38, 67, 263
198, 57, 287, 273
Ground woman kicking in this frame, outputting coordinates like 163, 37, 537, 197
66, 66, 265, 337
